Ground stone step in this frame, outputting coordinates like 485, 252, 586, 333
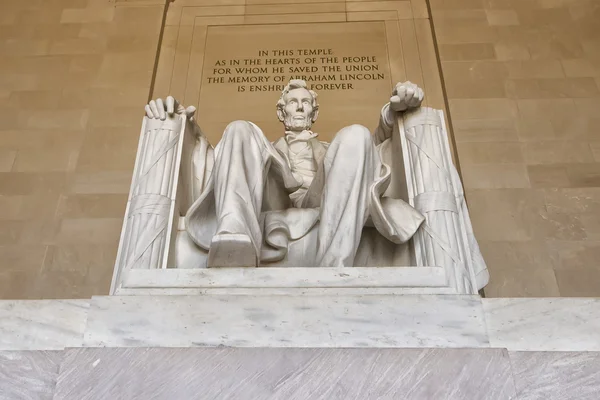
84, 294, 488, 348
116, 267, 458, 296
0, 350, 62, 400
53, 347, 518, 400
0, 299, 89, 351
2, 297, 600, 351
2, 348, 600, 399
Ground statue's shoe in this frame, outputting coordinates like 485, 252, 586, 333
207, 233, 258, 268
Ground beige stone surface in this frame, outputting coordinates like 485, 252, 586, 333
0, 0, 165, 299
431, 0, 600, 297
0, 0, 447, 299
483, 267, 561, 298
1, 0, 599, 298
555, 268, 600, 297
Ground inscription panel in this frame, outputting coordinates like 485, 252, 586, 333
198, 22, 392, 143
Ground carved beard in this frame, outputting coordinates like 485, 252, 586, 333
283, 113, 313, 132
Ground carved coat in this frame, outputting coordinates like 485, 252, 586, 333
184, 105, 426, 263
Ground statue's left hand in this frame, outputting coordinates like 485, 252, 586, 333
145, 96, 197, 121
390, 81, 424, 112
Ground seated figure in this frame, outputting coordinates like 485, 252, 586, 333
145, 80, 428, 268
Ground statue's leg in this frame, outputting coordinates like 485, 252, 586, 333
315, 125, 378, 268
209, 120, 273, 267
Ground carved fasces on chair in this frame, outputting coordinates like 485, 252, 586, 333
111, 114, 187, 292
399, 108, 488, 294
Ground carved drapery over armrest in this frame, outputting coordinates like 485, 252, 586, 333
177, 119, 214, 213
397, 107, 489, 294
111, 115, 187, 292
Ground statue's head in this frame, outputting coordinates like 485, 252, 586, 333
276, 79, 319, 132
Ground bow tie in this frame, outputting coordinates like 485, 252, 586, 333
285, 130, 318, 145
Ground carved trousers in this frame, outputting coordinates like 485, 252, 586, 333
213, 121, 378, 267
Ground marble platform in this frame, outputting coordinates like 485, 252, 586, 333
483, 298, 600, 351
1, 296, 600, 399
3, 348, 600, 399
0, 300, 89, 351
84, 294, 488, 348
115, 267, 457, 295
0, 351, 62, 400
1, 296, 600, 351
510, 351, 600, 400
53, 347, 516, 400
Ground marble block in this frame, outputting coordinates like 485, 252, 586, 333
0, 300, 90, 350
116, 266, 455, 296
510, 351, 600, 400
483, 298, 600, 351
0, 351, 63, 400
84, 294, 489, 348
123, 266, 448, 288
53, 347, 516, 400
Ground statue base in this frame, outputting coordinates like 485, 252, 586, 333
2, 296, 599, 398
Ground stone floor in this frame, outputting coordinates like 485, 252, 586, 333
1, 347, 599, 400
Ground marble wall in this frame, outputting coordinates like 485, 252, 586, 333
3, 347, 599, 400
429, 0, 600, 297
0, 350, 63, 400
0, 0, 166, 299
1, 0, 600, 298
51, 347, 517, 400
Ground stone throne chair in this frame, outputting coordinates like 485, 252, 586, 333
110, 101, 489, 296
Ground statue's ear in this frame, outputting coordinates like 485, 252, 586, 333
277, 107, 285, 122
311, 107, 319, 123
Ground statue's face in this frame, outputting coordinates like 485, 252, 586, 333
281, 88, 315, 132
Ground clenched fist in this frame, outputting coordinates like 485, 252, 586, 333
390, 81, 424, 112
145, 96, 197, 121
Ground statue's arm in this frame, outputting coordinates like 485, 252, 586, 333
373, 82, 424, 145
373, 102, 395, 146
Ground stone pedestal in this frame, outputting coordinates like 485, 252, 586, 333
1, 296, 600, 399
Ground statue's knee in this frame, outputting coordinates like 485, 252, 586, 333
223, 120, 253, 142
335, 124, 372, 149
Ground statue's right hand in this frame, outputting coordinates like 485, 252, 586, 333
145, 96, 197, 121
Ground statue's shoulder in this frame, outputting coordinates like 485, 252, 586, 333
272, 136, 285, 146
272, 137, 288, 154
311, 133, 329, 149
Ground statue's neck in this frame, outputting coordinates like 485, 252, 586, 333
284, 130, 318, 154
285, 130, 317, 140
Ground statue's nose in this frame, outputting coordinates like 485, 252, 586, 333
296, 102, 304, 112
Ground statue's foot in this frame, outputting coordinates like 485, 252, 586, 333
207, 234, 258, 268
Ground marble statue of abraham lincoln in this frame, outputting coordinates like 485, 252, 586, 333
145, 79, 426, 268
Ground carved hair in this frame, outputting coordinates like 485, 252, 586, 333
276, 79, 319, 118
